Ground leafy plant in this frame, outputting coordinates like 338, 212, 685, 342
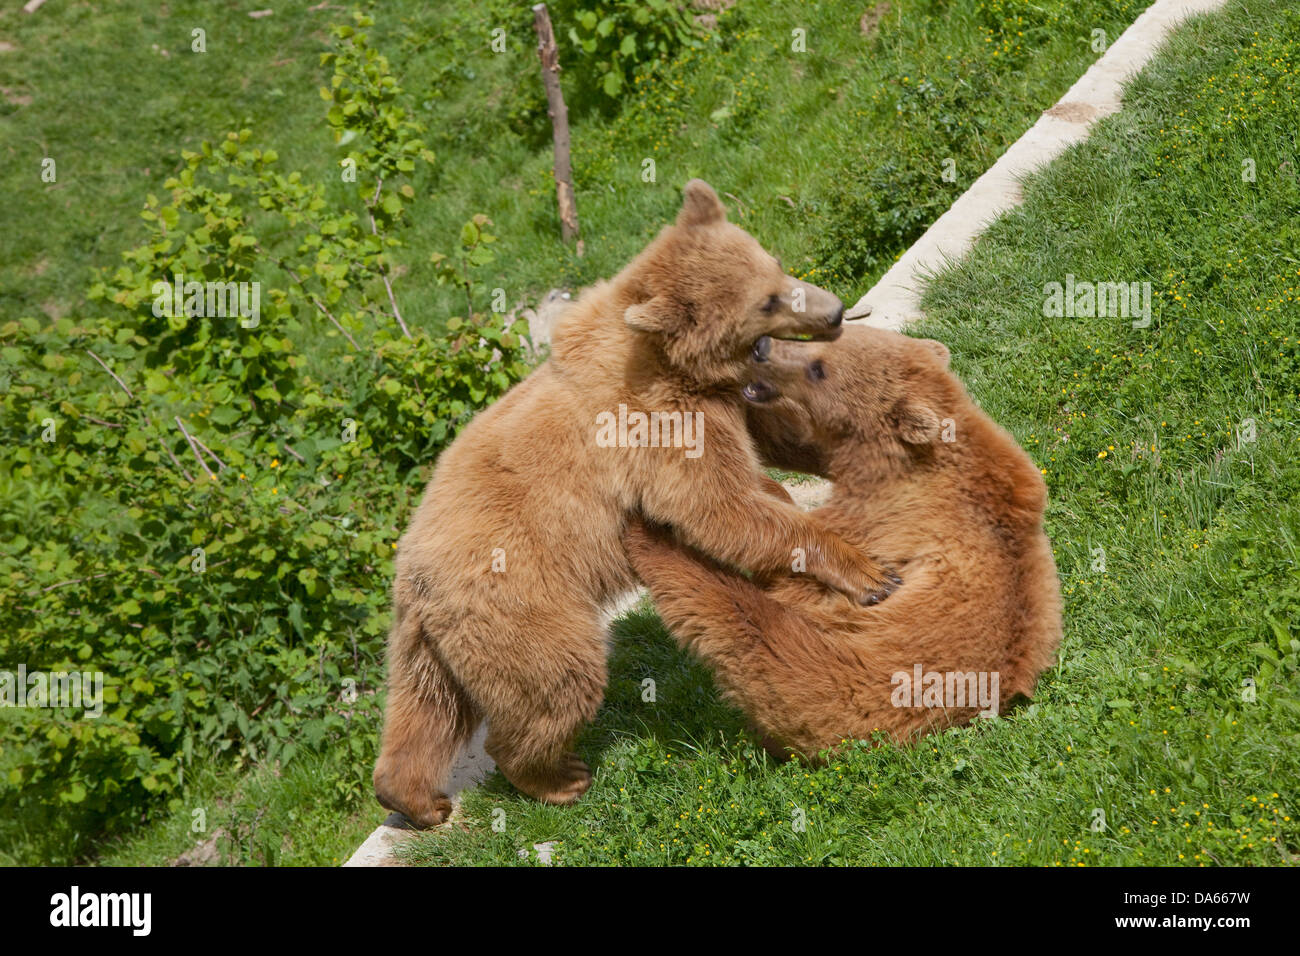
0, 10, 533, 864
553, 0, 702, 105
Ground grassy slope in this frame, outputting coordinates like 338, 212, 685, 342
1, 0, 1142, 326
397, 0, 1300, 866
0, 0, 1197, 865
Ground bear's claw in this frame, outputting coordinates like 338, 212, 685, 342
858, 571, 901, 606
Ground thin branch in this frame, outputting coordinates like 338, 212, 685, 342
39, 571, 112, 593
175, 416, 217, 481
282, 442, 305, 463
85, 349, 134, 400
367, 178, 413, 339
191, 434, 227, 472
459, 258, 474, 319
158, 438, 194, 482
86, 350, 196, 482
83, 416, 123, 428
144, 413, 193, 482
258, 246, 361, 350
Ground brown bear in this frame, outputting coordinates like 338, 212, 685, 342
374, 182, 900, 827
624, 325, 1062, 756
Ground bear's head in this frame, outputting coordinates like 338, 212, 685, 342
620, 180, 845, 389
741, 325, 955, 478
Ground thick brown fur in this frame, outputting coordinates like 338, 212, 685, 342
624, 326, 1063, 757
374, 182, 898, 826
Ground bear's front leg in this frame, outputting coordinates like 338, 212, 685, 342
644, 457, 899, 605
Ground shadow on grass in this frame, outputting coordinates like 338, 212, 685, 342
463, 602, 750, 806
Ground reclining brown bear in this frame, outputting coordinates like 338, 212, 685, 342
625, 325, 1063, 756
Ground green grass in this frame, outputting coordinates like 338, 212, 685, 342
12, 0, 1280, 865
394, 0, 1300, 866
92, 747, 381, 868
1, 0, 1142, 329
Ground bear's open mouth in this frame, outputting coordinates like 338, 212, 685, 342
764, 325, 843, 346
778, 327, 842, 342
751, 327, 839, 360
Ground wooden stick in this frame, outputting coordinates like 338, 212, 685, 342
532, 3, 582, 252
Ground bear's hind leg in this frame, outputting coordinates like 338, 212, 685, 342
478, 621, 607, 806
373, 609, 481, 829
486, 731, 594, 806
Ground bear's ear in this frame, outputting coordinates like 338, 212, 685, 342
917, 338, 951, 368
624, 295, 677, 334
895, 400, 941, 445
676, 179, 726, 228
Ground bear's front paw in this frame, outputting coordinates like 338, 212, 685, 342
858, 571, 902, 606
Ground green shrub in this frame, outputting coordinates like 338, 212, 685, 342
552, 0, 702, 108
0, 11, 533, 864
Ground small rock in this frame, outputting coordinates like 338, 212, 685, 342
172, 829, 226, 867
512, 288, 572, 354
860, 1, 891, 36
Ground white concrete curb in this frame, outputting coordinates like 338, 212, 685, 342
846, 0, 1227, 330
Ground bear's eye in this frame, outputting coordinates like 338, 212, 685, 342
761, 294, 781, 313
807, 360, 826, 382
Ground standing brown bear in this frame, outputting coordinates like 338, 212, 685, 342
625, 326, 1063, 756
374, 182, 899, 827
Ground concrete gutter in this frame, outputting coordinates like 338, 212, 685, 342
847, 0, 1227, 330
